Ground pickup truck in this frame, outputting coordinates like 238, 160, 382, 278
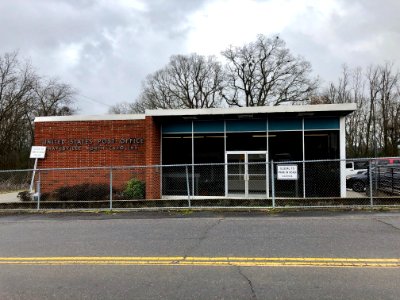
345, 161, 367, 178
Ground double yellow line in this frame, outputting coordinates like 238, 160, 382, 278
0, 257, 399, 268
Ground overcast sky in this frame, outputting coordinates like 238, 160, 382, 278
1, 0, 399, 114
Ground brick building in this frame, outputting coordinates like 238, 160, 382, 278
34, 103, 356, 199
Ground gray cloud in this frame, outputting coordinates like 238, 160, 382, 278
281, 0, 400, 85
0, 0, 399, 114
0, 0, 208, 113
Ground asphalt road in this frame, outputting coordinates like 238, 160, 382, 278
0, 211, 399, 299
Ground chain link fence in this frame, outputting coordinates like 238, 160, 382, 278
0, 157, 400, 210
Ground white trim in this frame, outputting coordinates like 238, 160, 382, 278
191, 121, 194, 196
146, 103, 356, 117
224, 120, 227, 197
266, 119, 269, 198
34, 104, 356, 123
34, 114, 146, 122
339, 116, 346, 198
302, 118, 306, 198
162, 195, 225, 200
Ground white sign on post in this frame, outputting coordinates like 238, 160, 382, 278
30, 146, 46, 193
30, 146, 46, 159
277, 165, 298, 180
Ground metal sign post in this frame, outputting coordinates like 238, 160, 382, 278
30, 158, 38, 193
29, 146, 46, 193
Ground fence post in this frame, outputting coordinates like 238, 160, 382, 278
271, 160, 275, 208
109, 167, 113, 211
391, 167, 394, 194
185, 166, 191, 208
36, 171, 41, 211
369, 159, 373, 207
303, 160, 306, 198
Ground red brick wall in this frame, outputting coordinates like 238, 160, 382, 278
34, 118, 161, 199
145, 116, 161, 199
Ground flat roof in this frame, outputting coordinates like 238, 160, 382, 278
34, 103, 356, 122
34, 114, 145, 122
146, 103, 356, 117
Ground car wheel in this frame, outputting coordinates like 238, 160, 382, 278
352, 181, 365, 193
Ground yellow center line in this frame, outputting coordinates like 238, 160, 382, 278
0, 256, 399, 268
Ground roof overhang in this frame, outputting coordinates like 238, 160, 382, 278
146, 103, 356, 119
34, 103, 356, 123
34, 114, 145, 122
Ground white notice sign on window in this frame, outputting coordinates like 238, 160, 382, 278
277, 165, 298, 180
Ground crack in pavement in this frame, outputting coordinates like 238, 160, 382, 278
237, 266, 257, 299
375, 218, 400, 231
183, 218, 224, 258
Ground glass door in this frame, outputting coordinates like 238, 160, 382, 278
226, 151, 268, 197
226, 152, 246, 195
248, 152, 267, 196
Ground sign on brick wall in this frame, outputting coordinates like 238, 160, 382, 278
40, 137, 144, 152
30, 146, 47, 158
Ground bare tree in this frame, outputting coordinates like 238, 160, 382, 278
31, 78, 76, 116
23, 78, 76, 145
323, 64, 400, 157
111, 35, 320, 113
0, 52, 36, 168
112, 53, 226, 113
0, 51, 76, 168
221, 34, 318, 107
370, 63, 400, 156
108, 101, 147, 114
109, 102, 135, 114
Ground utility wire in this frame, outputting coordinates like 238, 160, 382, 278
76, 94, 113, 108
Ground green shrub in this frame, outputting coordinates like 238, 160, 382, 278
123, 178, 145, 199
17, 191, 31, 202
55, 183, 111, 201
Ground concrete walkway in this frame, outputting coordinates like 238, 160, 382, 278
0, 191, 366, 203
0, 192, 21, 203
346, 190, 366, 198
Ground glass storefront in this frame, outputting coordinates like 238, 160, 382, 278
161, 117, 341, 197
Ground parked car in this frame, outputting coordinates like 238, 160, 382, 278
345, 161, 368, 177
346, 171, 368, 192
375, 158, 400, 166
